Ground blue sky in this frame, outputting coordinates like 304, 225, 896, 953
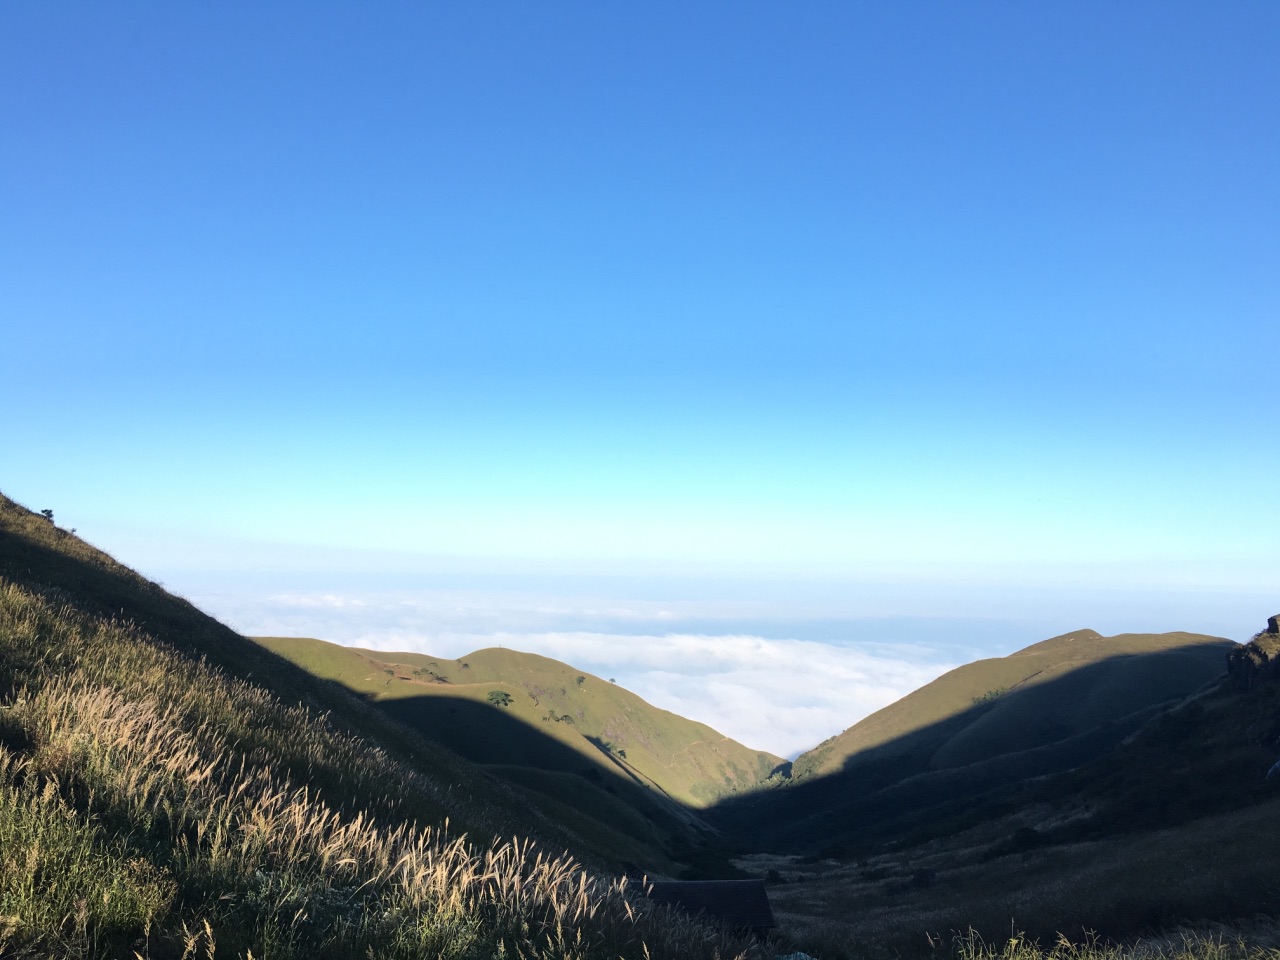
4, 4, 1277, 753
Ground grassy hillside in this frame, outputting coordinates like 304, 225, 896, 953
713, 628, 1234, 859
794, 628, 1232, 780
1034, 645, 1280, 839
0, 493, 759, 959
747, 645, 1280, 959
255, 636, 782, 809
721, 621, 1280, 958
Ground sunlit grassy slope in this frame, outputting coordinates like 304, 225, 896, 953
0, 493, 760, 958
794, 628, 1232, 779
254, 636, 784, 810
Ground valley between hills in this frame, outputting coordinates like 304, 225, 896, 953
2, 490, 1278, 960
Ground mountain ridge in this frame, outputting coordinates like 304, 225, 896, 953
254, 635, 784, 811
792, 626, 1232, 781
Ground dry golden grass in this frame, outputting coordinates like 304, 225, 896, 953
0, 578, 759, 959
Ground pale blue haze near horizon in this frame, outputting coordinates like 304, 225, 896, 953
3, 3, 1277, 754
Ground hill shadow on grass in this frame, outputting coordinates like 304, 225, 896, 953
704, 639, 1236, 858
702, 646, 1280, 957
375, 692, 713, 868
378, 694, 627, 784
0, 496, 736, 872
356, 634, 1241, 877
0, 496, 664, 863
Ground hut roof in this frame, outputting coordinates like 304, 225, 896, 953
645, 879, 775, 934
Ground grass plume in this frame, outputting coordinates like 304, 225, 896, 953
0, 572, 757, 958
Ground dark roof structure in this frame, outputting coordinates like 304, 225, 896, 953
645, 879, 775, 936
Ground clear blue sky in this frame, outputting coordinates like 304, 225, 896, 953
4, 4, 1277, 617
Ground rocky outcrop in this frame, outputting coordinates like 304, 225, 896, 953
1227, 616, 1280, 691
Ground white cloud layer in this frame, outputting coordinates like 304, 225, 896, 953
263, 617, 955, 757
178, 584, 969, 755
170, 566, 1266, 758
386, 630, 957, 759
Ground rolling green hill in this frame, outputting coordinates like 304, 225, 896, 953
254, 636, 783, 813
713, 627, 1235, 859
739, 623, 1280, 959
794, 627, 1232, 780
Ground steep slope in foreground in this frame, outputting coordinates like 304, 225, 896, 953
794, 627, 1232, 779
0, 494, 759, 960
256, 636, 783, 810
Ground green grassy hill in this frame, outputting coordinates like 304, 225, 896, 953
744, 624, 1280, 960
0, 493, 760, 959
255, 636, 783, 812
713, 627, 1234, 860
794, 628, 1232, 780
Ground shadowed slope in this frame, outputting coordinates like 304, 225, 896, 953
713, 630, 1233, 855
0, 492, 767, 958
255, 636, 783, 809
794, 628, 1231, 780
0, 494, 587, 855
735, 627, 1280, 958
0, 492, 758, 875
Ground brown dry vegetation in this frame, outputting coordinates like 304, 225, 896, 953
743, 788, 1280, 960
947, 926, 1280, 960
0, 496, 759, 959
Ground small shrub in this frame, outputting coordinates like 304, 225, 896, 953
972, 687, 1008, 706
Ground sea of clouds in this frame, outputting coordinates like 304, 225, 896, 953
148, 545, 1270, 759
355, 628, 955, 759
174, 582, 973, 757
